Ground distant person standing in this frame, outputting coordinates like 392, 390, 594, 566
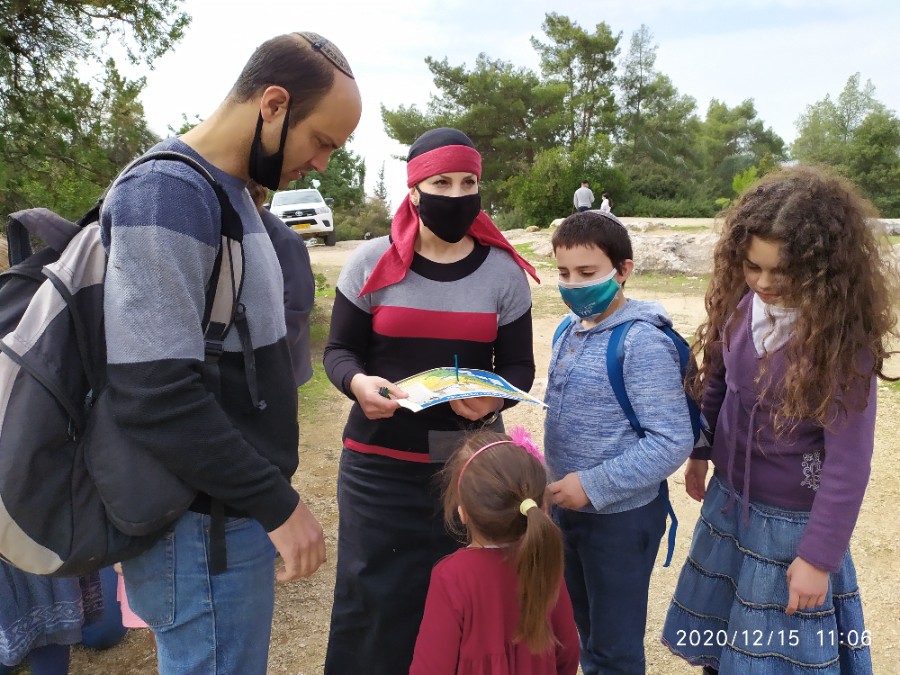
599, 192, 611, 214
573, 180, 594, 212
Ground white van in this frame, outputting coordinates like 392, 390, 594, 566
269, 188, 336, 246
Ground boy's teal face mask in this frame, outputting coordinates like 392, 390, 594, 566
558, 268, 621, 319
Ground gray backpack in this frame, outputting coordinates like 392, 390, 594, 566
0, 151, 245, 576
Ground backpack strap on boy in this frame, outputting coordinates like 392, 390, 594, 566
606, 319, 678, 568
552, 315, 574, 349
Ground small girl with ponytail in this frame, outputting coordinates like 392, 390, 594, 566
409, 429, 579, 675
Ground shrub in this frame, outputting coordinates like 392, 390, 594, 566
491, 207, 532, 231
335, 198, 392, 242
615, 194, 720, 218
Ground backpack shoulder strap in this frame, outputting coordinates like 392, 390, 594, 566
552, 316, 574, 348
112, 151, 253, 576
658, 325, 690, 373
607, 318, 681, 567
5, 209, 81, 266
114, 150, 244, 241
606, 319, 643, 437
108, 150, 245, 338
658, 325, 704, 443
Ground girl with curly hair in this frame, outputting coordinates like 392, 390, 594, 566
661, 166, 898, 674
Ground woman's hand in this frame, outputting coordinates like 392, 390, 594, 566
449, 396, 502, 421
785, 557, 830, 615
684, 459, 710, 502
349, 374, 408, 420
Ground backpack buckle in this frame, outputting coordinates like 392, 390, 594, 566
204, 338, 225, 364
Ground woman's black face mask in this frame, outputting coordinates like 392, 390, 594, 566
415, 189, 482, 244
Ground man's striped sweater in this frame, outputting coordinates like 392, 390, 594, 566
100, 138, 300, 532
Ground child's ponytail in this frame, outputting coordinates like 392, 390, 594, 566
515, 497, 564, 653
447, 427, 565, 654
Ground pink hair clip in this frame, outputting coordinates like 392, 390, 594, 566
508, 426, 543, 463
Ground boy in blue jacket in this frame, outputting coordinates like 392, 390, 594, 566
544, 211, 694, 675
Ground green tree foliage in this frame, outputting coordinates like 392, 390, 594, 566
0, 60, 159, 218
530, 14, 620, 147
290, 143, 366, 211
617, 26, 652, 150
845, 111, 900, 216
699, 99, 785, 197
0, 0, 188, 218
382, 53, 566, 209
374, 161, 389, 208
508, 136, 625, 228
1, 0, 188, 118
732, 166, 759, 195
613, 25, 709, 215
382, 14, 892, 219
793, 73, 884, 165
168, 113, 203, 135
793, 74, 898, 215
337, 198, 392, 242
715, 165, 761, 210
617, 26, 700, 165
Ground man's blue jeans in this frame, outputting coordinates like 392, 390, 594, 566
122, 511, 276, 675
555, 495, 666, 675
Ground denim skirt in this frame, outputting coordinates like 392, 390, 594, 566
0, 564, 102, 666
661, 474, 872, 674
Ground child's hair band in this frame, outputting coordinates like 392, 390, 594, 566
457, 440, 512, 494
519, 498, 538, 516
456, 426, 544, 496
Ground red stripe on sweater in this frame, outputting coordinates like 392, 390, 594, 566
372, 306, 497, 342
345, 438, 430, 463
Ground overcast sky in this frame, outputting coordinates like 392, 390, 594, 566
130, 0, 900, 208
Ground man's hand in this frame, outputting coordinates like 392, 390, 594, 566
785, 557, 829, 615
349, 374, 407, 420
684, 459, 709, 502
267, 499, 326, 582
450, 396, 502, 421
548, 472, 590, 510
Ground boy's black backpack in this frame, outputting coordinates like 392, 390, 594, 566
0, 151, 245, 577
552, 316, 709, 566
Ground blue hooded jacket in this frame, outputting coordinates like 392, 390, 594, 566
544, 298, 694, 514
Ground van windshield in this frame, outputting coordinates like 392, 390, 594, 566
271, 190, 322, 206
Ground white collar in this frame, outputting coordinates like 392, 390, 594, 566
751, 292, 798, 356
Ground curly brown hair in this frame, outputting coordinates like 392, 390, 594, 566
692, 165, 899, 430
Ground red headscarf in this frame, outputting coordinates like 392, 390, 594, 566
358, 143, 539, 296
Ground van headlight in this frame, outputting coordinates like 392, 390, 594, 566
315, 206, 330, 214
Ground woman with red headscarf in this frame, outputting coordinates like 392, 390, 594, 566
323, 128, 539, 674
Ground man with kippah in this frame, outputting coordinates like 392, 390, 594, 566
101, 33, 361, 674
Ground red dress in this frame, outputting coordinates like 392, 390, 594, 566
409, 547, 580, 675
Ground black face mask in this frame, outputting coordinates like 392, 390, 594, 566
416, 190, 482, 243
248, 106, 291, 191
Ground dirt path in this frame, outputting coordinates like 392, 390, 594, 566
70, 236, 900, 674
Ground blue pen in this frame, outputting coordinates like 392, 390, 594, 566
454, 354, 459, 382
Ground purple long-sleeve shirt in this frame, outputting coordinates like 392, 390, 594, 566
691, 293, 876, 572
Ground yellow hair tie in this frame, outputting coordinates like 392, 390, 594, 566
519, 498, 538, 516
